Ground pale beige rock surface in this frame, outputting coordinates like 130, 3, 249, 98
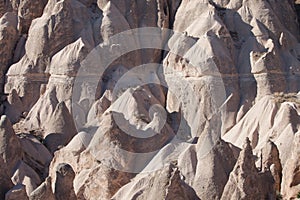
0, 0, 300, 199
112, 163, 200, 200
184, 139, 238, 199
221, 138, 276, 200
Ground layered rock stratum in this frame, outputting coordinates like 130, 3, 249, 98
0, 0, 300, 199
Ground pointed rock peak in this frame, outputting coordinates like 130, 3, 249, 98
55, 102, 68, 113
165, 163, 200, 200
261, 140, 282, 191
8, 89, 22, 104
0, 115, 12, 130
46, 101, 76, 135
238, 137, 257, 173
221, 137, 276, 199
262, 140, 281, 163
6, 89, 24, 115
263, 140, 279, 156
243, 137, 251, 148
44, 101, 77, 153
0, 115, 17, 140
242, 137, 253, 156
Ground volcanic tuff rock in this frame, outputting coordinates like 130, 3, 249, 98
221, 138, 276, 200
0, 155, 13, 200
29, 177, 55, 200
180, 139, 238, 199
0, 115, 22, 175
112, 163, 200, 200
0, 0, 299, 199
5, 184, 29, 200
11, 161, 42, 195
0, 12, 18, 95
282, 132, 300, 199
53, 163, 77, 200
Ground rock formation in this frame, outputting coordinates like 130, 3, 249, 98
53, 163, 76, 200
0, 115, 22, 175
29, 177, 55, 200
5, 184, 28, 200
281, 132, 300, 199
112, 163, 200, 200
221, 138, 276, 199
0, 0, 299, 199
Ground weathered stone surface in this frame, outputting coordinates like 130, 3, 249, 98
281, 132, 300, 199
29, 177, 55, 200
0, 156, 13, 200
5, 184, 29, 200
11, 161, 42, 195
0, 115, 22, 175
0, 0, 300, 199
17, 0, 48, 34
43, 101, 77, 153
259, 140, 282, 193
54, 163, 76, 200
223, 96, 300, 167
0, 12, 18, 94
221, 138, 275, 200
112, 163, 200, 200
5, 0, 95, 110
4, 89, 24, 123
181, 139, 237, 200
19, 133, 53, 178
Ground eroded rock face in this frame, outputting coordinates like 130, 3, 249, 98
17, 0, 48, 34
19, 133, 53, 179
0, 0, 300, 199
221, 138, 276, 200
5, 184, 28, 200
183, 139, 237, 199
260, 140, 282, 193
11, 161, 42, 195
53, 163, 76, 200
0, 156, 13, 200
112, 163, 200, 200
0, 12, 18, 94
43, 101, 77, 153
5, 0, 96, 110
0, 115, 22, 175
281, 132, 300, 199
29, 177, 55, 200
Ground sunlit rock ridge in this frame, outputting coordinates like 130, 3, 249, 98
0, 0, 300, 199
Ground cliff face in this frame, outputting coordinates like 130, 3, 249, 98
0, 0, 300, 199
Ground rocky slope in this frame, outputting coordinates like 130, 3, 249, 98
0, 0, 300, 199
